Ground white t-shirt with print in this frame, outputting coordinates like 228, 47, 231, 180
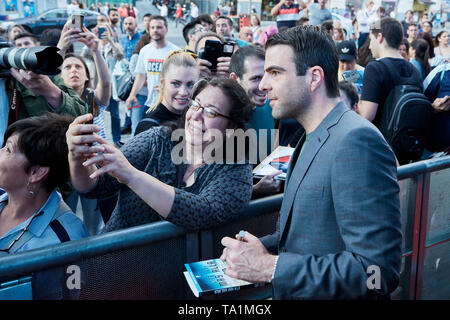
135, 41, 180, 107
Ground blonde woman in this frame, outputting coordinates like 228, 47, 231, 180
134, 51, 199, 135
333, 20, 345, 43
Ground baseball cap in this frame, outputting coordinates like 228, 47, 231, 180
337, 41, 357, 62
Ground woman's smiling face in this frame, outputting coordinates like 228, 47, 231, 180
161, 65, 198, 113
185, 85, 232, 149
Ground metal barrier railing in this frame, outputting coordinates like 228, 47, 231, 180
396, 155, 450, 300
0, 156, 449, 299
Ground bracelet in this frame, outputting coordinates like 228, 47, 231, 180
270, 255, 279, 283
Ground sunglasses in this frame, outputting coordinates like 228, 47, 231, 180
167, 49, 198, 60
0, 211, 44, 254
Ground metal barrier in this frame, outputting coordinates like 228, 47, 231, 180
0, 156, 449, 300
395, 156, 450, 300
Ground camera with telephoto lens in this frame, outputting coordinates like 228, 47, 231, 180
0, 37, 63, 78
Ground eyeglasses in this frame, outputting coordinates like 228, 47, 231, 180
188, 99, 231, 119
167, 49, 198, 60
0, 211, 43, 254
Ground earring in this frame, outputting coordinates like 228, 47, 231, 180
27, 182, 36, 197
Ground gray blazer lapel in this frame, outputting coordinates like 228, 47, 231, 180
278, 102, 350, 238
279, 128, 329, 237
284, 134, 305, 190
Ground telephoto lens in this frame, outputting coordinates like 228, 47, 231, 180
0, 44, 63, 75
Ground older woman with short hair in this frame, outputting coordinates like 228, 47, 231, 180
0, 113, 88, 255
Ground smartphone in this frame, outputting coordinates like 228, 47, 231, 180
199, 40, 222, 71
85, 91, 99, 125
342, 70, 361, 82
97, 27, 106, 39
69, 14, 84, 31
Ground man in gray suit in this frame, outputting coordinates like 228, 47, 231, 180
221, 26, 402, 299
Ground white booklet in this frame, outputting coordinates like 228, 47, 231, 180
252, 146, 295, 181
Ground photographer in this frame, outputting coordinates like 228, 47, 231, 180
0, 37, 87, 148
194, 32, 231, 78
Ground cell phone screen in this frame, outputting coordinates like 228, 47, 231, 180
70, 15, 84, 30
98, 27, 106, 38
222, 42, 235, 57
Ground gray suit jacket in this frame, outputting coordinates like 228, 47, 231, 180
261, 102, 402, 299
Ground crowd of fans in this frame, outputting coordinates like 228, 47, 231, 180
0, 0, 449, 300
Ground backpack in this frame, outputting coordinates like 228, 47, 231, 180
378, 58, 433, 164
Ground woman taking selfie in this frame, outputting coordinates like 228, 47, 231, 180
66, 77, 254, 232
134, 50, 199, 135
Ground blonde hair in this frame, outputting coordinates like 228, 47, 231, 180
147, 52, 198, 113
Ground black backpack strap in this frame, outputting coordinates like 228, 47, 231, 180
379, 58, 422, 88
49, 201, 72, 243
49, 220, 71, 243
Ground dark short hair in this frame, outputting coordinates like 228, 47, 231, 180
265, 26, 340, 98
194, 32, 223, 53
407, 23, 418, 29
183, 21, 197, 43
39, 28, 61, 46
296, 17, 309, 26
13, 32, 38, 43
229, 45, 265, 79
339, 81, 359, 108
195, 14, 214, 27
320, 20, 334, 34
143, 13, 152, 19
216, 16, 233, 27
3, 113, 75, 193
149, 15, 168, 28
192, 77, 253, 130
108, 8, 118, 15
370, 17, 403, 49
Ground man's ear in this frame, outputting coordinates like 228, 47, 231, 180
28, 166, 50, 185
229, 72, 238, 81
309, 66, 325, 93
377, 32, 384, 44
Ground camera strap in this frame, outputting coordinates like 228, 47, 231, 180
7, 80, 19, 127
